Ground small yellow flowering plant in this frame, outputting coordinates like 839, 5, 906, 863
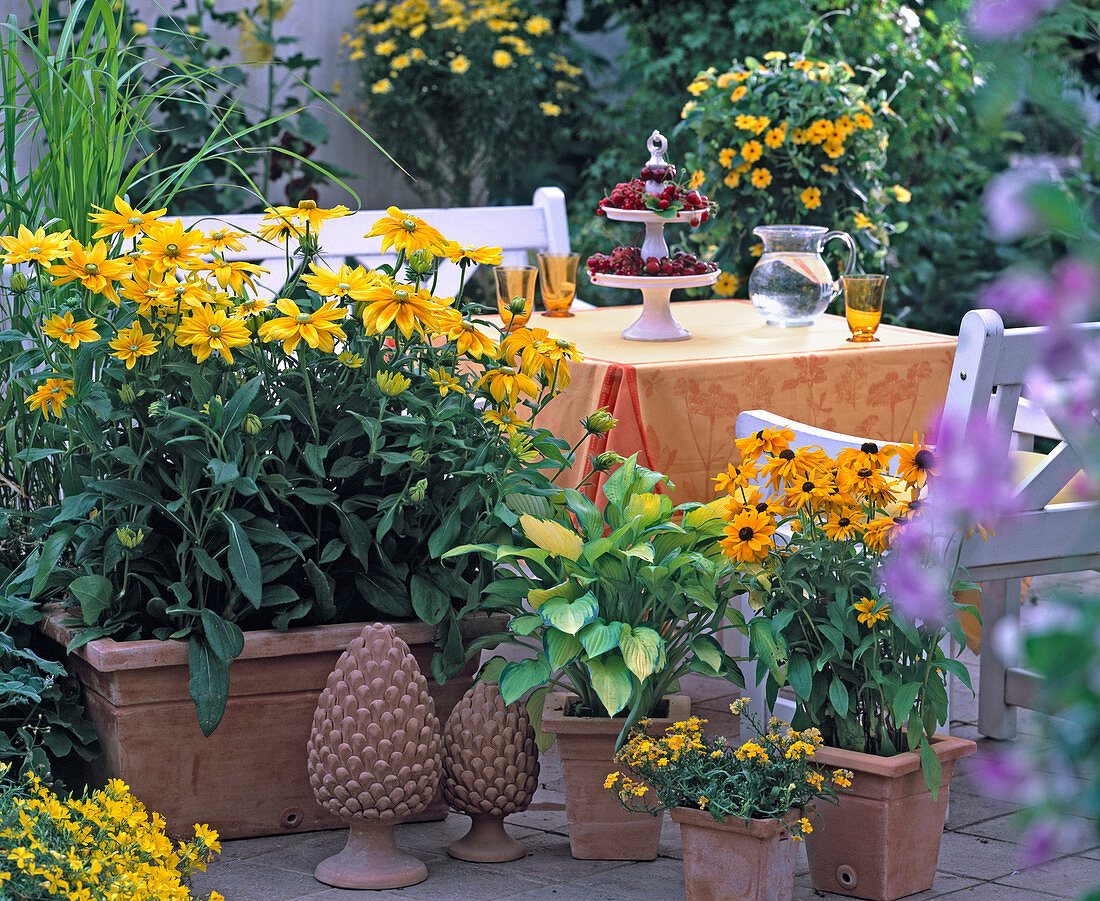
679, 53, 905, 298
607, 700, 850, 838
717, 427, 976, 795
343, 0, 589, 205
1, 199, 578, 735
0, 764, 222, 900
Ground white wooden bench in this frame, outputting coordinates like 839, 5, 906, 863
187, 187, 574, 300
731, 309, 1100, 737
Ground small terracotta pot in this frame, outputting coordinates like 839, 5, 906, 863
805, 733, 976, 901
541, 691, 690, 860
672, 806, 800, 901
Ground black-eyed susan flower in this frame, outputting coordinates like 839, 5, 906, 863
853, 597, 890, 628
48, 240, 130, 299
258, 297, 348, 354
367, 206, 448, 256
360, 281, 440, 338
896, 437, 936, 488
822, 509, 864, 541
175, 306, 252, 363
24, 377, 73, 418
89, 196, 167, 240
721, 510, 777, 563
303, 262, 378, 302
108, 322, 159, 369
137, 219, 205, 274
0, 225, 73, 265
476, 365, 539, 405
41, 312, 100, 349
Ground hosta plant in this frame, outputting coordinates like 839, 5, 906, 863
1, 200, 577, 734
720, 427, 976, 794
446, 455, 746, 745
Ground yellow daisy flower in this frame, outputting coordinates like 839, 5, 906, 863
257, 297, 348, 355
108, 322, 159, 369
175, 306, 252, 363
41, 312, 100, 349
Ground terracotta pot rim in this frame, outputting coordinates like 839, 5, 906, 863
811, 732, 977, 778
671, 805, 801, 838
540, 691, 691, 735
40, 606, 507, 672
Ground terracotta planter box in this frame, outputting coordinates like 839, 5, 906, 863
541, 690, 690, 861
672, 806, 800, 901
805, 733, 976, 901
40, 610, 504, 840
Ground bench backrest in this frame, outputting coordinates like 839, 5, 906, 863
186, 186, 571, 297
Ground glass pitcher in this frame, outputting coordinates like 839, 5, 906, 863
748, 225, 857, 327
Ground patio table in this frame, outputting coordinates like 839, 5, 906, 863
523, 299, 957, 504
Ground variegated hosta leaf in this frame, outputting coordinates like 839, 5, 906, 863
527, 579, 576, 611
505, 493, 555, 518
545, 629, 583, 669
539, 592, 599, 635
618, 625, 663, 682
577, 619, 622, 658
519, 514, 582, 561
583, 652, 635, 717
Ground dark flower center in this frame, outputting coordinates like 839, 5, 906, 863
801, 481, 814, 493
755, 502, 768, 512
778, 449, 795, 461
857, 468, 872, 478
738, 526, 755, 541
914, 449, 935, 469
861, 441, 879, 454
837, 517, 850, 527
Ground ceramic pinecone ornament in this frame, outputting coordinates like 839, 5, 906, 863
442, 679, 540, 861
307, 622, 442, 889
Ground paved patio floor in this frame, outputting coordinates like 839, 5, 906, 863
190, 575, 1100, 900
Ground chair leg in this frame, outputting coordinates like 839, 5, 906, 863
978, 578, 1020, 740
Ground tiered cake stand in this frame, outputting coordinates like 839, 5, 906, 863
589, 132, 720, 342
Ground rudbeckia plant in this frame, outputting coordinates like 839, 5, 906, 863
0, 199, 578, 733
445, 455, 747, 743
718, 427, 977, 793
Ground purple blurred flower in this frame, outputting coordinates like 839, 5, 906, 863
981, 268, 1056, 323
982, 162, 1058, 241
976, 749, 1032, 800
926, 414, 1019, 527
968, 0, 1061, 41
880, 525, 952, 625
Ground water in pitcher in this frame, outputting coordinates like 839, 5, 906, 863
749, 251, 835, 326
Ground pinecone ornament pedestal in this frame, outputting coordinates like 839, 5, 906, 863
442, 681, 540, 863
308, 623, 442, 890
448, 813, 527, 863
314, 821, 427, 890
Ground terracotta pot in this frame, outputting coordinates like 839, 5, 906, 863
541, 690, 690, 861
39, 609, 503, 839
672, 806, 800, 901
805, 733, 976, 901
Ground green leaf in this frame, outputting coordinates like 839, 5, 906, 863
207, 459, 240, 486
748, 617, 784, 681
188, 634, 230, 737
786, 654, 812, 701
221, 375, 262, 431
411, 574, 450, 626
526, 686, 555, 753
919, 736, 943, 800
303, 443, 328, 479
68, 574, 113, 625
192, 547, 225, 581
304, 559, 336, 620
199, 609, 245, 660
508, 614, 543, 636
691, 635, 723, 674
562, 489, 605, 539
499, 654, 551, 705
31, 527, 75, 599
829, 677, 850, 719
478, 655, 508, 685
584, 653, 635, 716
221, 512, 263, 608
93, 479, 166, 508
539, 592, 599, 635
892, 681, 924, 725
545, 629, 583, 669
319, 539, 346, 565
578, 620, 622, 658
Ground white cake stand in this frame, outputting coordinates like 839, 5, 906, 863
590, 269, 720, 341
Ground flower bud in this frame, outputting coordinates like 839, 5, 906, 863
9, 272, 28, 293
409, 478, 427, 503
242, 413, 263, 435
118, 384, 136, 405
410, 447, 429, 465
591, 451, 626, 473
376, 371, 411, 397
406, 250, 435, 277
147, 399, 168, 419
116, 526, 145, 549
582, 408, 618, 435
508, 295, 528, 314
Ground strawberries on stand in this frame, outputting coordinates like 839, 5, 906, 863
586, 247, 717, 278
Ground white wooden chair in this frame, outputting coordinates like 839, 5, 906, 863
731, 308, 1100, 738
188, 186, 573, 299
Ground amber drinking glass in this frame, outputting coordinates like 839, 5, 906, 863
843, 274, 888, 343
494, 266, 538, 329
537, 253, 581, 317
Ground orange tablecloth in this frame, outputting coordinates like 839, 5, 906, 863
526, 300, 957, 504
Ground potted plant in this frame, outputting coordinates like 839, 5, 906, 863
2, 200, 577, 837
721, 427, 977, 901
446, 455, 747, 859
608, 698, 851, 901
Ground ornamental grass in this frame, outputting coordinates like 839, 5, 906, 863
0, 764, 221, 900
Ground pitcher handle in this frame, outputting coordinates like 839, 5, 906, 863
823, 230, 858, 276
